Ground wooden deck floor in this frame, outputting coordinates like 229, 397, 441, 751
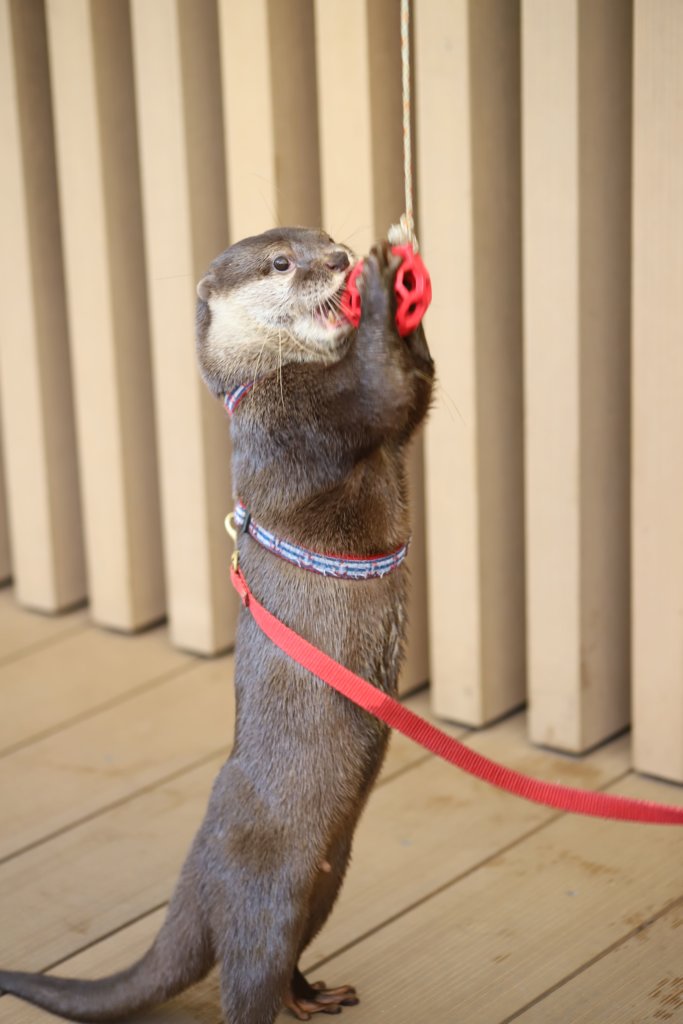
1, 587, 682, 1024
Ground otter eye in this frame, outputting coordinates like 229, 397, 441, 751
272, 255, 291, 272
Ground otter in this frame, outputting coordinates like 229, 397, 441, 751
0, 227, 434, 1023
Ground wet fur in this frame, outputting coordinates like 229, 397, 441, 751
0, 228, 434, 1023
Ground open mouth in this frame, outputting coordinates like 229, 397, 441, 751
313, 280, 349, 330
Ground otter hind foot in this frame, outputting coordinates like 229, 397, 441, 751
285, 970, 359, 1020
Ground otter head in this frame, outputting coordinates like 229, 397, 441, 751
196, 227, 356, 396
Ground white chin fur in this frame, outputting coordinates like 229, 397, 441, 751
290, 313, 352, 355
207, 278, 352, 365
207, 280, 290, 350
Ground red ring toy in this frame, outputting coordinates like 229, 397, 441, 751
339, 244, 432, 337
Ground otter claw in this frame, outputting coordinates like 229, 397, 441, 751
284, 979, 359, 1019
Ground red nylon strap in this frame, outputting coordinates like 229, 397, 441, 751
231, 566, 683, 825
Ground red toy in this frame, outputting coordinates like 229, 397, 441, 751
339, 243, 432, 337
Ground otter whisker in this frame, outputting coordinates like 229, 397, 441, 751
434, 379, 465, 425
253, 335, 270, 389
277, 328, 285, 409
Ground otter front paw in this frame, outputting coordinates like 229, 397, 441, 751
358, 240, 403, 331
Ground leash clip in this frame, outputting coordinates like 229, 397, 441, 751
224, 512, 240, 571
225, 508, 253, 572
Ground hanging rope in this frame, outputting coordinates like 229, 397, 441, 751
400, 0, 414, 238
389, 0, 418, 251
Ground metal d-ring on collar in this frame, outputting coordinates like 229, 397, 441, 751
225, 501, 410, 581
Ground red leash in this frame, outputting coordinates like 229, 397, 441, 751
231, 566, 683, 825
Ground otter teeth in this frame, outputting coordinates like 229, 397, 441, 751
314, 283, 347, 329
314, 304, 343, 329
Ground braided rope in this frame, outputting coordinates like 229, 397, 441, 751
389, 0, 418, 251
401, 0, 413, 236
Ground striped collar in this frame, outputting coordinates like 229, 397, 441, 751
224, 381, 255, 416
233, 501, 409, 581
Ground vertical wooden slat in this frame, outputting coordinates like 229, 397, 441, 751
0, 426, 11, 585
45, 0, 164, 631
266, 0, 322, 228
522, 0, 631, 752
314, 0, 375, 252
218, 0, 321, 239
218, 0, 275, 239
130, 0, 235, 654
315, 0, 429, 693
0, 0, 86, 612
632, 0, 683, 783
417, 0, 525, 723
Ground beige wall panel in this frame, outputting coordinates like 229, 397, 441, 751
218, 0, 275, 239
314, 0, 376, 252
0, 424, 11, 584
45, 0, 164, 631
417, 0, 525, 724
267, 0, 321, 228
523, 0, 631, 752
0, 0, 85, 612
219, 0, 320, 239
315, 0, 429, 693
130, 0, 235, 655
632, 0, 683, 782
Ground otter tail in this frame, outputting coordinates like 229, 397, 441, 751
0, 877, 213, 1022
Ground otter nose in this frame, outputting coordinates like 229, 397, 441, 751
325, 250, 350, 272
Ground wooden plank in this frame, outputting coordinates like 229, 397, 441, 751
0, 711, 627, 992
0, 671, 432, 865
0, 655, 232, 861
513, 901, 683, 1023
314, 0, 404, 242
218, 0, 320, 238
0, 623, 190, 757
218, 0, 275, 237
13, 901, 683, 1024
0, 433, 12, 585
45, 0, 164, 631
304, 715, 629, 969
416, 0, 525, 724
0, 909, 187, 1024
632, 0, 683, 783
130, 0, 234, 655
0, 588, 86, 667
0, 0, 86, 613
266, 0, 321, 228
522, 0, 631, 751
296, 774, 683, 1024
0, 758, 222, 975
0, 689, 439, 976
313, 0, 375, 250
315, 0, 428, 694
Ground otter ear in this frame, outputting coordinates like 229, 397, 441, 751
197, 275, 214, 301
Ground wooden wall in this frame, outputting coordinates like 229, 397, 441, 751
0, 0, 682, 781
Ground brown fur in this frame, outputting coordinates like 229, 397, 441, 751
0, 228, 434, 1023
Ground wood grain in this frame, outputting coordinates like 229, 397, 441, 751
0, 623, 190, 756
522, 0, 632, 752
632, 0, 683, 783
0, 0, 85, 612
417, 0, 525, 725
45, 0, 165, 630
130, 0, 234, 655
